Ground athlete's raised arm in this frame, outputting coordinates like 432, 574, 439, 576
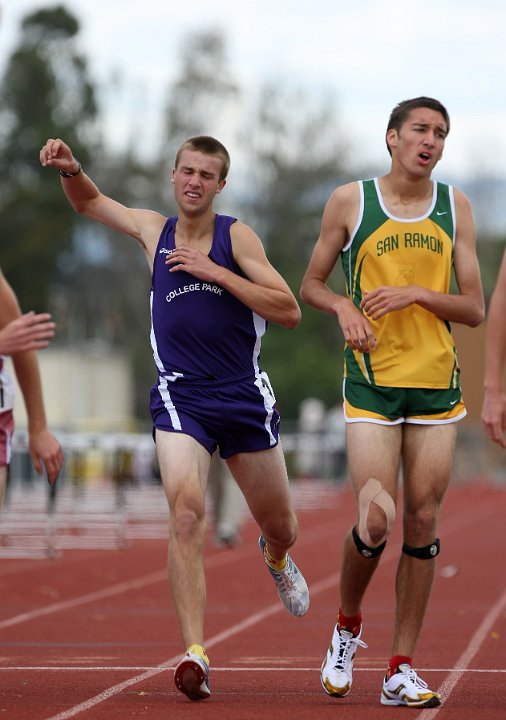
39, 138, 165, 265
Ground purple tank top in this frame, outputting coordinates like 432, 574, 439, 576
150, 214, 267, 383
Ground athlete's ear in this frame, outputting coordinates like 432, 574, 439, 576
386, 128, 398, 152
215, 179, 227, 195
171, 168, 176, 185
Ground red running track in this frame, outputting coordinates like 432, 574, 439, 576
0, 479, 504, 719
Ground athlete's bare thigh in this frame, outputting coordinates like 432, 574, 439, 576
401, 423, 457, 525
226, 442, 294, 524
346, 422, 403, 498
155, 429, 211, 509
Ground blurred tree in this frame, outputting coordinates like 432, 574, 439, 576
76, 150, 163, 425
0, 4, 98, 310
58, 29, 242, 423
5, 13, 497, 427
161, 29, 240, 172
99, 28, 242, 421
158, 39, 358, 419
241, 83, 354, 418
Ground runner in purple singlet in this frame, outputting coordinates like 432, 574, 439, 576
40, 135, 309, 702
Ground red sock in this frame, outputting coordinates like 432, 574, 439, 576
387, 655, 412, 678
338, 608, 362, 636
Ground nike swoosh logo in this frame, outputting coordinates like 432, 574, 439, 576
436, 211, 447, 216
450, 399, 458, 405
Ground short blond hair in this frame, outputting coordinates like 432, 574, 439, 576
175, 136, 230, 181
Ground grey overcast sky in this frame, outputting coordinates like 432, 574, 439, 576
1, 0, 506, 182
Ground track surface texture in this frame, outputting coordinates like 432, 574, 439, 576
0, 478, 504, 719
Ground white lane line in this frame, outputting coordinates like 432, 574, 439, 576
1, 666, 504, 673
0, 570, 166, 630
41, 597, 289, 720
0, 519, 340, 630
40, 561, 504, 719
415, 587, 506, 719
43, 663, 178, 720
38, 542, 341, 718
0, 541, 263, 630
3, 498, 501, 718
0, 492, 493, 632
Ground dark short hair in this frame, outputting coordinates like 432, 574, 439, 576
386, 97, 450, 155
174, 136, 230, 181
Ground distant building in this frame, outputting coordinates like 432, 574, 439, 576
9, 342, 136, 432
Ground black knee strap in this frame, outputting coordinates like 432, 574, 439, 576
402, 538, 440, 559
352, 525, 386, 559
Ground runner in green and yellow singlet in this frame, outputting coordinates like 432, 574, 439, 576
300, 97, 484, 708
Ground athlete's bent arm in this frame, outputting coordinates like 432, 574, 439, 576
0, 274, 63, 484
0, 273, 55, 354
361, 190, 484, 327
300, 183, 376, 353
166, 222, 301, 329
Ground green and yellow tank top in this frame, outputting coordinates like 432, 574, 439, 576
342, 178, 460, 389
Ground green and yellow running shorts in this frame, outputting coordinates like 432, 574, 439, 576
343, 378, 466, 425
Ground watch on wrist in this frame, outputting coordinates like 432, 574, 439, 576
59, 163, 82, 178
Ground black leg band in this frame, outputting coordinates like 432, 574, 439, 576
402, 538, 440, 559
352, 525, 387, 559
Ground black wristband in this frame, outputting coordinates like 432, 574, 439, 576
59, 163, 82, 178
